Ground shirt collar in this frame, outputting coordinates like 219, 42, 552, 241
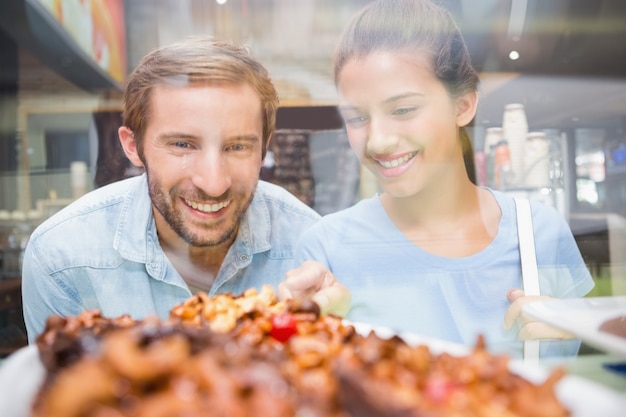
114, 174, 161, 266
238, 184, 272, 254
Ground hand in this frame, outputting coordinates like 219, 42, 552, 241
504, 288, 574, 340
278, 260, 351, 317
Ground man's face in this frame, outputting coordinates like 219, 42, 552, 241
140, 83, 265, 248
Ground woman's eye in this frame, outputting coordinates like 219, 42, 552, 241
392, 107, 415, 116
344, 115, 368, 128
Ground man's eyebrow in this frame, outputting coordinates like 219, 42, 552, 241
229, 134, 261, 143
156, 132, 198, 141
155, 133, 261, 142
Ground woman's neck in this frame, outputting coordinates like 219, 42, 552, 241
380, 180, 500, 258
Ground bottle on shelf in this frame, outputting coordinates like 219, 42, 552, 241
483, 127, 504, 187
494, 140, 513, 189
502, 103, 529, 187
523, 131, 551, 188
484, 127, 503, 155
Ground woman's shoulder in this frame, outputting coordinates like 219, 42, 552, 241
321, 196, 382, 222
487, 188, 561, 216
300, 196, 384, 240
487, 188, 571, 239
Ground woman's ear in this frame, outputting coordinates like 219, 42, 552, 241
455, 91, 478, 127
118, 126, 144, 168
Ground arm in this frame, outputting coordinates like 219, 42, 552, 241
278, 222, 351, 317
21, 241, 82, 343
504, 203, 594, 341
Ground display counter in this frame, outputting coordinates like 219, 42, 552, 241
0, 279, 27, 357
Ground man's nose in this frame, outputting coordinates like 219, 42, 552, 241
191, 151, 231, 197
367, 118, 400, 155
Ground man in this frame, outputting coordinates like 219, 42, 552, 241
22, 36, 348, 342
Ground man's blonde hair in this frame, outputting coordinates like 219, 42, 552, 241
122, 36, 279, 158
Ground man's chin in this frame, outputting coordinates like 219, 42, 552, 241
185, 226, 238, 248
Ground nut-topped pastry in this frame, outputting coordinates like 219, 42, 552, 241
31, 286, 570, 417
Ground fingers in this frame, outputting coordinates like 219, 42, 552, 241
279, 261, 351, 318
506, 288, 525, 303
503, 290, 526, 330
518, 322, 574, 340
504, 290, 550, 329
277, 281, 293, 301
277, 276, 315, 301
281, 261, 329, 299
312, 283, 351, 317
504, 289, 574, 340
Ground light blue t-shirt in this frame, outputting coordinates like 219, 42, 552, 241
294, 190, 594, 357
22, 174, 320, 342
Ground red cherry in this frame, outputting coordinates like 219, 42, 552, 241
270, 313, 298, 342
424, 377, 457, 403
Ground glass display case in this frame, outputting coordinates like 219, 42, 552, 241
0, 0, 625, 358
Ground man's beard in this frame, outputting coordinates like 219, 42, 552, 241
147, 174, 255, 248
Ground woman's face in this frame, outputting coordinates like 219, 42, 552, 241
336, 51, 476, 198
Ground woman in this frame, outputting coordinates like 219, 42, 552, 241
291, 0, 593, 356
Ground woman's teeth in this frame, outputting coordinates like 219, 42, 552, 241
185, 199, 231, 213
377, 152, 417, 168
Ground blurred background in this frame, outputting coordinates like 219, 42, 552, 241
0, 0, 625, 354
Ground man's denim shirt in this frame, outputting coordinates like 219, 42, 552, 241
22, 174, 320, 342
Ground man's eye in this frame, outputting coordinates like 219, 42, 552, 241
227, 144, 247, 151
174, 141, 191, 149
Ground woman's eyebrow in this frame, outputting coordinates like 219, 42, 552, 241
383, 91, 424, 104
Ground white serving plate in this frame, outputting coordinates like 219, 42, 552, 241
347, 320, 470, 356
1, 321, 625, 417
523, 296, 626, 357
0, 345, 45, 417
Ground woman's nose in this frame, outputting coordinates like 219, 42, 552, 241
367, 118, 399, 155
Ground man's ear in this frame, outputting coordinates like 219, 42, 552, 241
262, 136, 272, 161
455, 91, 478, 127
118, 126, 144, 168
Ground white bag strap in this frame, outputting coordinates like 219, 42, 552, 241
514, 197, 540, 364
515, 198, 540, 296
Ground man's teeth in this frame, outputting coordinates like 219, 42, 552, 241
377, 152, 417, 168
185, 199, 230, 213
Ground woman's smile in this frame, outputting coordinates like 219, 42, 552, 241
370, 150, 418, 177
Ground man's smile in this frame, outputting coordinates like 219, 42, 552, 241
184, 198, 231, 213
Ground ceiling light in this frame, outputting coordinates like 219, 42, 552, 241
508, 50, 520, 60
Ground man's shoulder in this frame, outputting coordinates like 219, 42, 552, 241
256, 181, 320, 222
30, 176, 145, 243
